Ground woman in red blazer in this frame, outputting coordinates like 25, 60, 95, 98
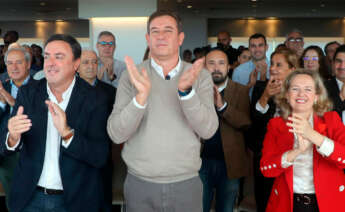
261, 69, 345, 212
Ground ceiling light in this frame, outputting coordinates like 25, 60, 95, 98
251, 0, 257, 2
40, 2, 46, 6
56, 19, 64, 22
36, 20, 43, 22
267, 17, 277, 20
187, 5, 192, 9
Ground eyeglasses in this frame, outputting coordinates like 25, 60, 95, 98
98, 41, 115, 46
303, 56, 319, 61
287, 37, 303, 43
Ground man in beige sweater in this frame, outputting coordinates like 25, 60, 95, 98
107, 11, 218, 212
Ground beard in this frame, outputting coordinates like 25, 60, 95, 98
212, 70, 227, 85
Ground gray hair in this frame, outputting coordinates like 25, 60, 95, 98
97, 31, 116, 45
4, 47, 31, 64
82, 48, 98, 56
286, 29, 304, 39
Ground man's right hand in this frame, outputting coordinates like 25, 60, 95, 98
255, 61, 268, 81
124, 56, 151, 106
8, 106, 32, 147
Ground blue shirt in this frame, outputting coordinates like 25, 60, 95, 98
0, 75, 30, 112
232, 58, 270, 98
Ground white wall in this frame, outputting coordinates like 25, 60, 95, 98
90, 17, 148, 64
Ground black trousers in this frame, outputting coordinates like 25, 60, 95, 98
253, 154, 274, 212
293, 193, 319, 212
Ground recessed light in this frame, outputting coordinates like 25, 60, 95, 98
56, 19, 64, 22
267, 17, 277, 20
36, 20, 43, 22
251, 0, 257, 2
40, 2, 46, 6
187, 5, 192, 9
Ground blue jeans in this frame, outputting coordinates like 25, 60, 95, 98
22, 189, 67, 212
199, 159, 240, 212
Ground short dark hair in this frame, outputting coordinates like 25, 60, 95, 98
249, 33, 267, 45
333, 44, 345, 61
217, 30, 231, 37
147, 11, 182, 33
44, 34, 81, 60
324, 41, 341, 55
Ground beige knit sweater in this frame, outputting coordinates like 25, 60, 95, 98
107, 59, 218, 183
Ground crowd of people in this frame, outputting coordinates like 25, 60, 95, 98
0, 10, 344, 212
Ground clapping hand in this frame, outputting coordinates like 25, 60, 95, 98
124, 56, 151, 106
8, 106, 32, 147
178, 57, 204, 92
45, 100, 70, 137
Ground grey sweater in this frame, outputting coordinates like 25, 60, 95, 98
107, 59, 218, 183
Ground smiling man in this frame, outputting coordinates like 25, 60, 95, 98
3, 34, 109, 212
232, 33, 270, 97
107, 11, 218, 212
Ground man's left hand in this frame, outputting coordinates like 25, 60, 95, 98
45, 100, 70, 137
178, 57, 204, 92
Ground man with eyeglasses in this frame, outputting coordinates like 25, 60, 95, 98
285, 29, 304, 58
96, 31, 126, 88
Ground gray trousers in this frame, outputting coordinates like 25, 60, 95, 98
124, 173, 203, 212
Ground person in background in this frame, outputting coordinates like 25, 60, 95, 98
324, 41, 341, 76
261, 69, 345, 212
182, 49, 193, 63
285, 29, 304, 58
301, 45, 330, 80
200, 48, 251, 212
217, 30, 240, 65
96, 31, 126, 88
250, 48, 299, 212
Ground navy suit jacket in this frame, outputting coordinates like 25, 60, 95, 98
1, 77, 109, 212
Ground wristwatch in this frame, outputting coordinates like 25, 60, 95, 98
62, 129, 74, 141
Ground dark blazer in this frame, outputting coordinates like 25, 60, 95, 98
95, 79, 116, 114
249, 80, 276, 154
220, 79, 251, 178
324, 77, 344, 120
1, 77, 109, 212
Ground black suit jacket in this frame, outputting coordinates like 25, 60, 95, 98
248, 80, 276, 154
324, 77, 344, 120
1, 77, 109, 212
95, 79, 116, 114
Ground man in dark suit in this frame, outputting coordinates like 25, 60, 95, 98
200, 49, 251, 212
325, 45, 345, 123
0, 46, 33, 208
2, 34, 109, 212
77, 49, 116, 212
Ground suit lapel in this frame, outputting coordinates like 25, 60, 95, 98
65, 78, 87, 129
35, 80, 49, 162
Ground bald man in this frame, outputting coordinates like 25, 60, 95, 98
200, 49, 251, 212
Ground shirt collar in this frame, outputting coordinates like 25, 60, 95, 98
217, 77, 229, 93
47, 77, 76, 103
336, 78, 343, 90
10, 74, 30, 88
150, 57, 182, 79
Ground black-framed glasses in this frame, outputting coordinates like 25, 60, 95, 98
98, 41, 114, 46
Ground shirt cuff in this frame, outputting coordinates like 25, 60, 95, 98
179, 89, 195, 101
61, 136, 74, 148
0, 101, 6, 110
317, 137, 334, 157
217, 102, 228, 112
281, 151, 293, 168
255, 101, 269, 114
5, 132, 20, 151
132, 97, 147, 109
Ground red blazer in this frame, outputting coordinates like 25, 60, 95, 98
260, 111, 345, 212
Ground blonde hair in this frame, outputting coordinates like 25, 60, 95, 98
275, 69, 332, 119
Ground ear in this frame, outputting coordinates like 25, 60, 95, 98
178, 32, 185, 46
73, 58, 81, 71
145, 33, 150, 46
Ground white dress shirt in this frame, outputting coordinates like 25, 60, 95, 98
6, 78, 76, 190
133, 57, 195, 108
281, 115, 334, 194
